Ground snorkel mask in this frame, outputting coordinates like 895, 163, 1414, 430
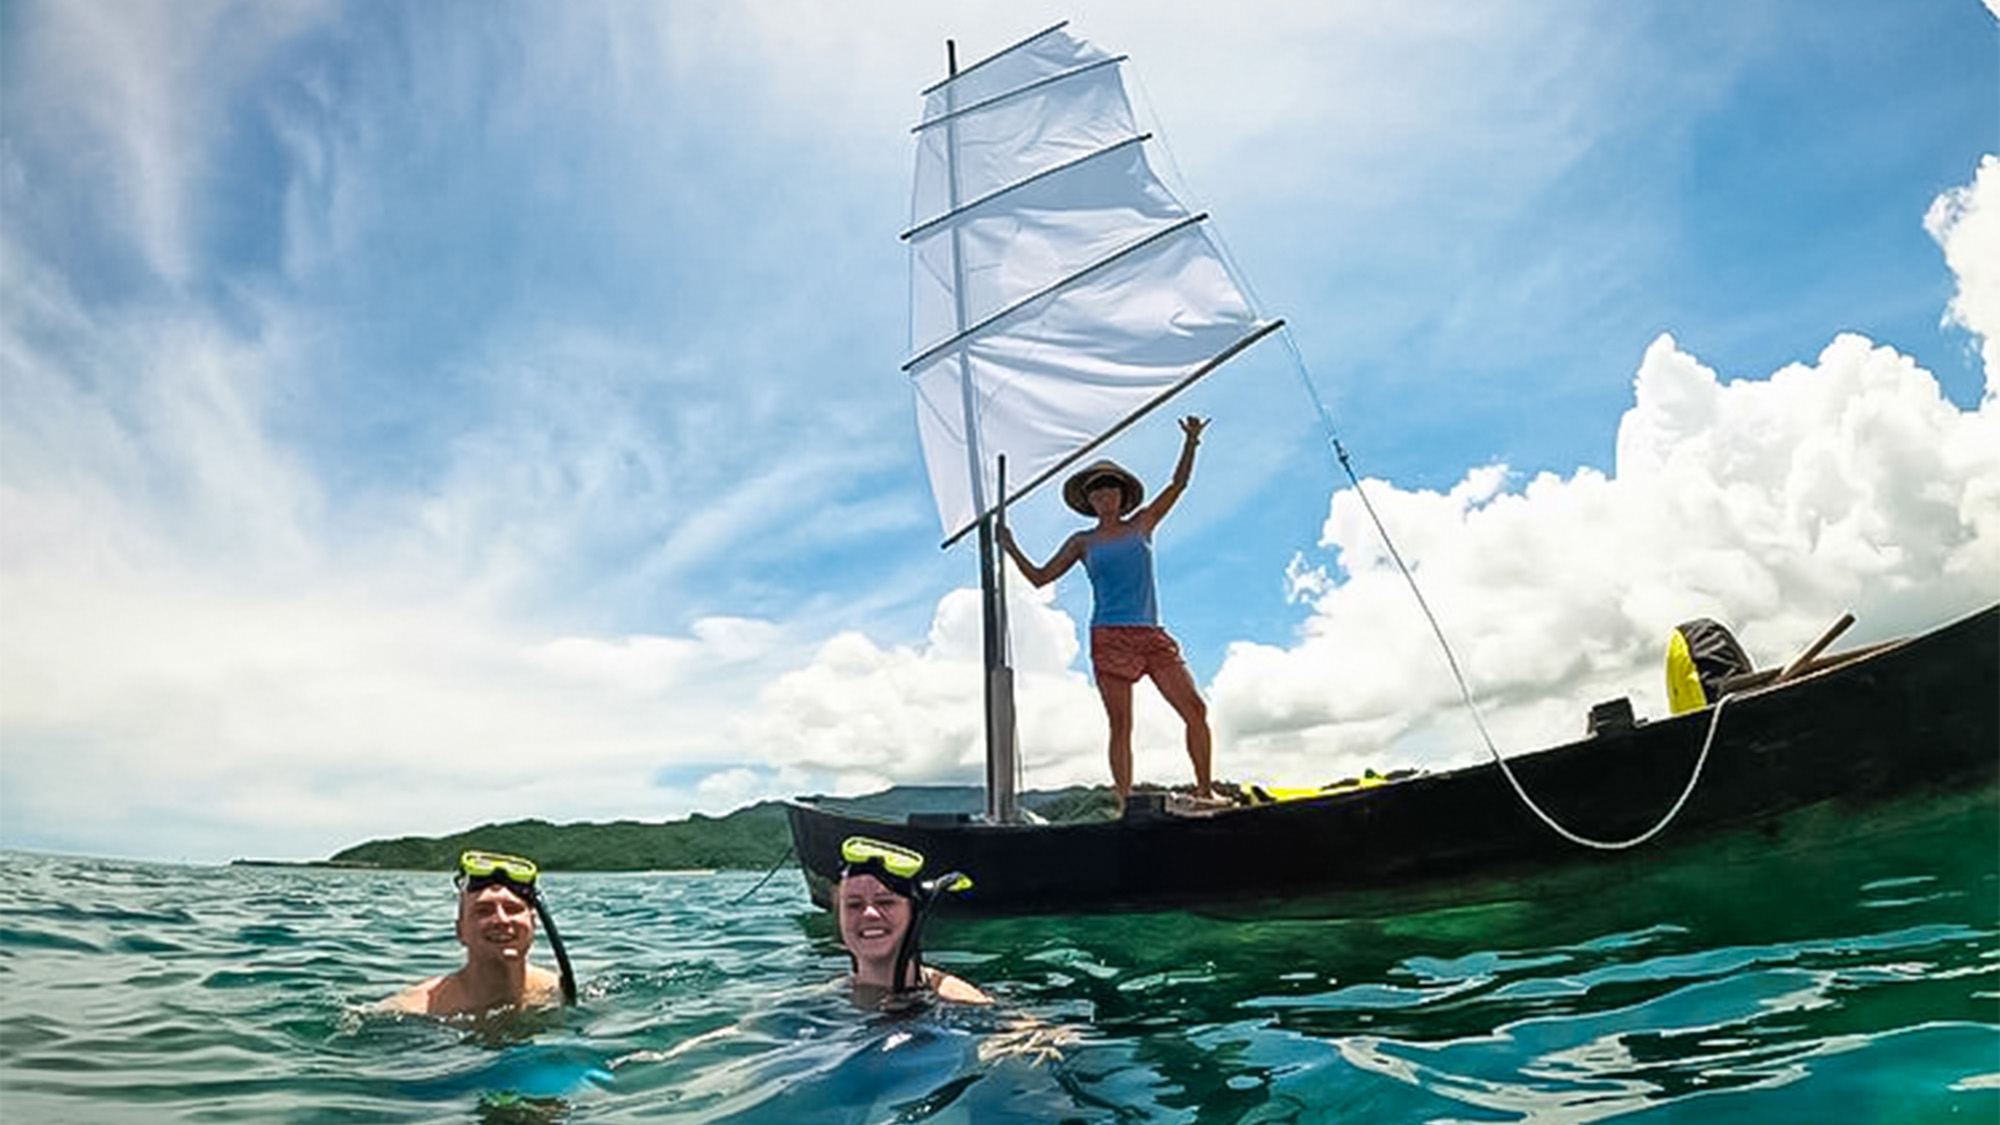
837, 836, 972, 996
456, 850, 577, 1005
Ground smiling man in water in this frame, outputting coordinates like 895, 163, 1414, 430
381, 851, 575, 1019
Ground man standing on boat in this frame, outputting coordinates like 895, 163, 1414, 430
1000, 415, 1215, 806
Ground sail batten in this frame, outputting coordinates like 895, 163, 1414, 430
905, 213, 1207, 373
900, 134, 1151, 242
919, 21, 1069, 97
938, 317, 1285, 548
912, 56, 1127, 134
908, 24, 1274, 542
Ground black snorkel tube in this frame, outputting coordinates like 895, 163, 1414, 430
889, 870, 973, 997
529, 893, 578, 1006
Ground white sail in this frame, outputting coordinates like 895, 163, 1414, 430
906, 23, 1279, 543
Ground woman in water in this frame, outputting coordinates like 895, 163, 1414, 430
1000, 415, 1215, 805
836, 837, 988, 1006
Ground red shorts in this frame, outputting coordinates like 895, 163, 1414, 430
1090, 625, 1187, 684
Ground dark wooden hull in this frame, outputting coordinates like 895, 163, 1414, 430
786, 604, 1998, 915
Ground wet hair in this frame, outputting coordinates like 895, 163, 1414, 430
459, 872, 536, 902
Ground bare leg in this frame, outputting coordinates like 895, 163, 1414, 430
1150, 661, 1212, 798
1097, 676, 1136, 801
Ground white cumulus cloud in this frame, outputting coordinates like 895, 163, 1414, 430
1211, 329, 1997, 786
1927, 155, 2000, 388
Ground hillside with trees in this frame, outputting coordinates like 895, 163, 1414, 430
313, 785, 1119, 871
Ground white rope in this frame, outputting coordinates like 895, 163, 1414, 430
1279, 328, 1721, 850
1491, 695, 1728, 851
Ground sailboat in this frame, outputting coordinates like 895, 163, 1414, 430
783, 23, 1999, 915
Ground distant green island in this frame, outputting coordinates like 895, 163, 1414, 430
245, 785, 1120, 872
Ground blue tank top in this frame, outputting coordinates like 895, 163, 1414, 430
1082, 531, 1159, 627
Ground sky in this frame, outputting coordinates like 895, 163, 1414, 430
2, 0, 1995, 863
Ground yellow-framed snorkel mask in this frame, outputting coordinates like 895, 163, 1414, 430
458, 850, 540, 894
838, 836, 973, 899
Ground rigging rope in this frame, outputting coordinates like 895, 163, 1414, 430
1278, 329, 1721, 851
729, 841, 797, 906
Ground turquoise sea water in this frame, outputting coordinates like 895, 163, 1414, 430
3, 789, 1995, 1124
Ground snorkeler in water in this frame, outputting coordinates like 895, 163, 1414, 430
380, 850, 578, 1019
602, 838, 989, 1073
836, 836, 989, 1006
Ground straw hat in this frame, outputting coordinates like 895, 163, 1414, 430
1062, 460, 1144, 516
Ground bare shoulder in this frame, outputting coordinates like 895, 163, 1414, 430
526, 964, 565, 1004
376, 976, 446, 1015
374, 966, 562, 1018
927, 968, 992, 1005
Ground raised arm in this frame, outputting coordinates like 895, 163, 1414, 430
1137, 416, 1206, 530
999, 527, 1083, 588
